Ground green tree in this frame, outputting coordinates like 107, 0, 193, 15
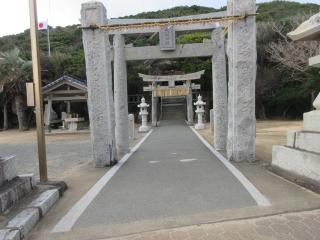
0, 47, 32, 130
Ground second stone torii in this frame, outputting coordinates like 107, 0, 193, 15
139, 71, 205, 126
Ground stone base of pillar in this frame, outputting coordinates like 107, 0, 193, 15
186, 121, 193, 126
195, 123, 205, 130
139, 126, 151, 133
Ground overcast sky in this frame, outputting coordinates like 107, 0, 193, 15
0, 0, 319, 37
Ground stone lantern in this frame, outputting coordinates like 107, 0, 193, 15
138, 97, 150, 132
194, 95, 206, 130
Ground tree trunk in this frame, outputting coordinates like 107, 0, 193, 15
3, 104, 8, 130
15, 95, 28, 131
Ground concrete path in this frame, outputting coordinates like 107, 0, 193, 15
53, 119, 260, 234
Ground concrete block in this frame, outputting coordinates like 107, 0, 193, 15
0, 176, 34, 213
286, 131, 295, 147
29, 189, 59, 217
272, 145, 320, 183
0, 229, 20, 240
303, 110, 320, 132
287, 131, 320, 153
18, 174, 36, 189
0, 156, 17, 186
6, 208, 39, 238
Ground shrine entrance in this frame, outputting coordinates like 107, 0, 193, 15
139, 71, 205, 125
81, 1, 257, 166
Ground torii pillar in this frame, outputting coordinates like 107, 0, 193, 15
212, 28, 228, 151
227, 0, 256, 162
152, 82, 158, 127
114, 34, 130, 157
81, 2, 116, 167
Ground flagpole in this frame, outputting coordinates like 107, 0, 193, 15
29, 0, 48, 183
47, 19, 51, 57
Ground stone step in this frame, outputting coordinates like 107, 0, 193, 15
287, 131, 320, 153
0, 174, 36, 213
272, 145, 320, 187
0, 156, 17, 186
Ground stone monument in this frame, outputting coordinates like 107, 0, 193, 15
272, 11, 320, 189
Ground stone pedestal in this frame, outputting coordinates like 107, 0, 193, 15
303, 110, 320, 132
272, 93, 320, 189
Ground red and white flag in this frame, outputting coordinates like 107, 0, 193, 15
38, 20, 48, 30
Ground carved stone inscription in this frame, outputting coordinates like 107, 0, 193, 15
160, 26, 176, 51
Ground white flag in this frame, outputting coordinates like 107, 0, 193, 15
38, 20, 48, 30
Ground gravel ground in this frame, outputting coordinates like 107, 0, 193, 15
0, 130, 93, 179
0, 128, 144, 179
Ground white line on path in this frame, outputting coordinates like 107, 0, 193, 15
179, 158, 197, 162
51, 130, 154, 233
189, 126, 271, 207
149, 160, 160, 164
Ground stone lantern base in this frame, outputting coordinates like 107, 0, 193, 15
195, 123, 205, 130
139, 126, 150, 133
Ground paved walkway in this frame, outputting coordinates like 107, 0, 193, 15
75, 119, 256, 227
53, 119, 259, 233
106, 209, 320, 240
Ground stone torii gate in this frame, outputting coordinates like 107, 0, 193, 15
139, 70, 205, 126
81, 0, 256, 167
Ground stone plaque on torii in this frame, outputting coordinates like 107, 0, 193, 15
139, 70, 205, 126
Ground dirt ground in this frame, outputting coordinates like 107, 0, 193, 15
0, 129, 90, 144
197, 120, 303, 164
0, 127, 144, 179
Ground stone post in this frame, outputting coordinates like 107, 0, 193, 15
152, 85, 158, 127
66, 101, 71, 114
114, 34, 130, 158
186, 92, 193, 125
227, 0, 256, 162
210, 109, 214, 134
212, 28, 228, 151
44, 95, 52, 129
81, 2, 116, 167
128, 114, 135, 143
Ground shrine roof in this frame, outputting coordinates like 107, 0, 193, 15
42, 75, 87, 95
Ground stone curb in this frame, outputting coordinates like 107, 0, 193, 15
0, 189, 61, 240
